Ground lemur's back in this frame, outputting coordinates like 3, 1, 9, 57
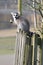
17, 16, 30, 32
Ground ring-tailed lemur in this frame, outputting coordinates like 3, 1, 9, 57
10, 12, 33, 37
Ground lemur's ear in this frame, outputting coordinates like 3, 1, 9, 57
11, 12, 14, 16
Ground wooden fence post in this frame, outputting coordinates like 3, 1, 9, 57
40, 0, 43, 65
14, 30, 32, 65
36, 35, 41, 65
31, 34, 35, 65
23, 36, 32, 65
31, 33, 42, 65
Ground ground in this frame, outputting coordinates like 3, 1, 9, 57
0, 29, 16, 65
0, 29, 17, 37
0, 29, 16, 54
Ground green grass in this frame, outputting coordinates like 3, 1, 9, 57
0, 36, 16, 54
0, 49, 15, 54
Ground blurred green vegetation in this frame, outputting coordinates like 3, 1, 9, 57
0, 36, 16, 54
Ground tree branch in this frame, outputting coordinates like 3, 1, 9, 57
39, 9, 43, 17
30, 0, 43, 7
25, 0, 43, 17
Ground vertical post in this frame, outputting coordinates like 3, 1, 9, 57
41, 0, 43, 65
18, 0, 22, 15
32, 34, 35, 65
32, 34, 42, 65
15, 31, 33, 65
15, 31, 27, 65
41, 0, 43, 33
36, 35, 41, 65
33, 0, 37, 29
23, 36, 32, 65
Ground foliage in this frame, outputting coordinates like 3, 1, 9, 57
25, 0, 43, 17
0, 36, 16, 54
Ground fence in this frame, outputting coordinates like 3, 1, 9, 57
14, 29, 42, 65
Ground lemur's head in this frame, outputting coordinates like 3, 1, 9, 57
14, 12, 20, 19
10, 12, 20, 25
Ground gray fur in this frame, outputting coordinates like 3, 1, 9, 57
10, 12, 30, 32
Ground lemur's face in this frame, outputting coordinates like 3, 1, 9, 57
14, 13, 20, 19
10, 12, 20, 25
10, 12, 20, 23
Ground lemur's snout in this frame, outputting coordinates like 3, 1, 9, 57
10, 19, 13, 23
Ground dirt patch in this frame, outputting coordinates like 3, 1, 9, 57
0, 29, 17, 37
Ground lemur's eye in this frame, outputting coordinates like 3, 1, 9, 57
15, 15, 19, 19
